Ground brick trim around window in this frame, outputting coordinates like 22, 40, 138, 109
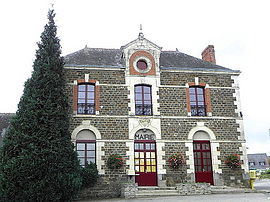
73, 79, 100, 114
186, 82, 212, 116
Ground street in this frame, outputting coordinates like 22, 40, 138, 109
81, 193, 270, 202
254, 179, 270, 191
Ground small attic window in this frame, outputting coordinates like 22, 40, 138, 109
137, 60, 148, 70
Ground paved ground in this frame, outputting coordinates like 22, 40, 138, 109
79, 179, 270, 202
81, 193, 270, 202
254, 179, 270, 191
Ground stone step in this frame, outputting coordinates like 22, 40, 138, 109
138, 186, 177, 190
136, 187, 179, 197
136, 189, 179, 197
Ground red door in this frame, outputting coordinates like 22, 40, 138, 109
193, 141, 214, 185
134, 141, 157, 186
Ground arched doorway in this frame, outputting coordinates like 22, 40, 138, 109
134, 129, 157, 186
193, 131, 214, 185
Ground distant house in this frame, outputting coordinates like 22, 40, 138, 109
0, 113, 14, 146
248, 153, 269, 170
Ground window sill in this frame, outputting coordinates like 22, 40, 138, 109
73, 111, 99, 117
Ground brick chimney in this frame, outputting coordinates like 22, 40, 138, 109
201, 45, 216, 64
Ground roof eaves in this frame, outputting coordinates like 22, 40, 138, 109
64, 64, 125, 69
160, 66, 240, 74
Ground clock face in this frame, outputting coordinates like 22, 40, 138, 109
137, 60, 148, 70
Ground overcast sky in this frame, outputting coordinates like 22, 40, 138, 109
0, 0, 269, 154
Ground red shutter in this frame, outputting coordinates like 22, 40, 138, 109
73, 84, 78, 113
95, 85, 100, 111
205, 88, 212, 113
186, 88, 191, 113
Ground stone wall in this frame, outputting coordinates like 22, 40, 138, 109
99, 86, 129, 116
70, 117, 129, 140
158, 86, 238, 118
158, 87, 186, 116
176, 183, 211, 195
64, 68, 125, 84
161, 118, 240, 141
219, 142, 249, 187
76, 176, 124, 200
160, 71, 233, 87
64, 62, 248, 192
164, 142, 188, 184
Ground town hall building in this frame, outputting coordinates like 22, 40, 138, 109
64, 32, 249, 189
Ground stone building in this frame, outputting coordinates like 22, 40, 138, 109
248, 153, 270, 170
64, 32, 249, 189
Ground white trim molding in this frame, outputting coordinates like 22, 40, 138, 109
186, 124, 222, 179
71, 120, 104, 174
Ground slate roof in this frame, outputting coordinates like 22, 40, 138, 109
248, 153, 270, 170
159, 51, 235, 72
64, 48, 124, 68
0, 113, 14, 146
64, 47, 238, 73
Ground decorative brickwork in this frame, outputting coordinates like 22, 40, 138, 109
129, 50, 156, 76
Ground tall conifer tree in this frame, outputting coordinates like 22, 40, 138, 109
0, 9, 81, 201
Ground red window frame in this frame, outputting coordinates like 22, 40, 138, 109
76, 140, 96, 167
77, 83, 95, 115
189, 86, 206, 116
135, 85, 152, 115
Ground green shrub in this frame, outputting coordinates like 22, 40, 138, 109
80, 162, 99, 188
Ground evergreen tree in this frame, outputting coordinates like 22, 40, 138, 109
0, 9, 82, 201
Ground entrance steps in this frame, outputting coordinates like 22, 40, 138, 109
136, 186, 178, 197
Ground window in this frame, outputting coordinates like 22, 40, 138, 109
249, 162, 255, 166
76, 129, 96, 167
135, 85, 152, 115
77, 83, 95, 114
189, 87, 206, 116
259, 161, 265, 166
76, 141, 96, 166
137, 60, 148, 70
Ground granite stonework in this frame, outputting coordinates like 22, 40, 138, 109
64, 33, 249, 200
176, 183, 211, 195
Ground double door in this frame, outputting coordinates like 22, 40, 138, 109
134, 141, 157, 186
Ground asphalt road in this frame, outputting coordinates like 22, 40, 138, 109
254, 179, 270, 191
81, 193, 270, 202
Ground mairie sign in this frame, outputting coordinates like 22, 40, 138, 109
135, 129, 155, 140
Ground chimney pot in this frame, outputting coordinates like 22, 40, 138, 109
201, 45, 216, 64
